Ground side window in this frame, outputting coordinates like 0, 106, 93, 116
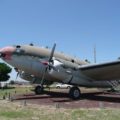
71, 59, 75, 63
16, 45, 21, 48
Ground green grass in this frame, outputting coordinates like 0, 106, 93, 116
0, 100, 120, 120
0, 86, 32, 99
0, 111, 31, 119
70, 109, 120, 120
0, 86, 120, 120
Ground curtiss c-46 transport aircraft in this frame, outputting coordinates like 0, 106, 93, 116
0, 44, 120, 99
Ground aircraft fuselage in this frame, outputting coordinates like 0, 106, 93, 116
0, 45, 112, 88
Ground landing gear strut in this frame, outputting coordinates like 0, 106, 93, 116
34, 43, 56, 95
69, 87, 81, 100
35, 85, 44, 95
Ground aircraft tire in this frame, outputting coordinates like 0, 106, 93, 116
56, 86, 60, 89
67, 86, 71, 89
35, 85, 44, 95
69, 87, 81, 100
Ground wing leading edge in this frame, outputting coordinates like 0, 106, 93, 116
79, 60, 120, 81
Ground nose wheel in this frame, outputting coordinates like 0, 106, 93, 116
35, 85, 44, 95
69, 87, 81, 100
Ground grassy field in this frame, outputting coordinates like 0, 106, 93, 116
0, 100, 120, 120
0, 86, 32, 99
0, 86, 120, 120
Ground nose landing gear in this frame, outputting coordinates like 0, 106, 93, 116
34, 85, 44, 95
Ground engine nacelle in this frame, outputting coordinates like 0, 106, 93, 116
48, 60, 72, 81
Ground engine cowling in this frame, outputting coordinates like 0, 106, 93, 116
48, 59, 73, 81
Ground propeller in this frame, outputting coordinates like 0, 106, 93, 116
48, 43, 56, 63
15, 72, 19, 81
14, 68, 20, 81
40, 43, 56, 85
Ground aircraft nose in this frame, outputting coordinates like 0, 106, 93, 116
0, 46, 16, 59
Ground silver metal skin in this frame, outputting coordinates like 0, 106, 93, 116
1, 44, 120, 89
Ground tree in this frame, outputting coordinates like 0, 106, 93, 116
0, 63, 12, 81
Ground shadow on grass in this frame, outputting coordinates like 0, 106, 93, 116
13, 90, 120, 103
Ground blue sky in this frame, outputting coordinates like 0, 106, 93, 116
0, 0, 120, 64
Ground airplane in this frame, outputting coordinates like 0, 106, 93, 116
0, 43, 120, 99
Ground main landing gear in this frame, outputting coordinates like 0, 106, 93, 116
69, 87, 81, 100
34, 85, 81, 100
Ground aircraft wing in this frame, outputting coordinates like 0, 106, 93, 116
79, 60, 120, 81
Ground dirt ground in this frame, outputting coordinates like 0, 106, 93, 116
13, 88, 120, 109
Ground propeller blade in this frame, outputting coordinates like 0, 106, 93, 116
40, 66, 48, 85
15, 72, 19, 81
48, 43, 56, 62
39, 43, 57, 85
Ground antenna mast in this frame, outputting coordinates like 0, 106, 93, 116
94, 45, 96, 63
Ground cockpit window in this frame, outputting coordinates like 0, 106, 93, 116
16, 45, 21, 48
29, 43, 34, 46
